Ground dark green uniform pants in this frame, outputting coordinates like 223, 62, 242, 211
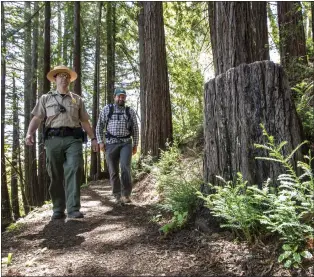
45, 136, 83, 213
105, 141, 132, 198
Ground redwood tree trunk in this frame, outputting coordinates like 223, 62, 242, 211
204, 61, 303, 187
24, 1, 33, 209
209, 2, 255, 76
138, 2, 146, 155
1, 2, 12, 227
90, 2, 102, 180
141, 2, 173, 157
251, 2, 269, 60
312, 2, 314, 45
73, 1, 81, 96
57, 2, 62, 63
277, 1, 307, 65
73, 1, 85, 184
30, 1, 40, 206
63, 2, 70, 66
43, 2, 51, 94
38, 1, 51, 202
11, 75, 21, 220
106, 2, 115, 104
277, 1, 307, 86
68, 2, 74, 70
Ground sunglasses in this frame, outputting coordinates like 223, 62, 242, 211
56, 73, 70, 79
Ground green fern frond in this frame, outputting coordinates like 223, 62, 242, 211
255, 157, 283, 163
278, 176, 297, 183
215, 175, 228, 184
254, 143, 274, 151
276, 141, 288, 152
284, 141, 309, 162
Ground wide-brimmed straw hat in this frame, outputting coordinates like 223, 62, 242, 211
46, 65, 77, 83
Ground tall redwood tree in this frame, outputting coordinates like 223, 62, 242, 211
277, 1, 307, 85
1, 2, 12, 227
141, 2, 172, 157
73, 1, 81, 96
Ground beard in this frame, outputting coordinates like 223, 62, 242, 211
117, 100, 125, 106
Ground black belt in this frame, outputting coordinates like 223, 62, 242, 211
47, 127, 81, 137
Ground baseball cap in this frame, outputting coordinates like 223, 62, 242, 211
114, 88, 126, 96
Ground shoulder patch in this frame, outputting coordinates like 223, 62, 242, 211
70, 92, 82, 100
42, 93, 52, 100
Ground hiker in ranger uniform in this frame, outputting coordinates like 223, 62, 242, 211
96, 88, 139, 205
25, 65, 99, 220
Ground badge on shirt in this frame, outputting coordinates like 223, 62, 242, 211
70, 92, 77, 104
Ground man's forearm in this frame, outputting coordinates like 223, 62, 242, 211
95, 111, 105, 143
81, 120, 96, 139
26, 116, 42, 136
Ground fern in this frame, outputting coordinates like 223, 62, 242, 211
197, 173, 264, 243
154, 141, 202, 234
253, 125, 314, 268
293, 81, 314, 140
198, 125, 314, 268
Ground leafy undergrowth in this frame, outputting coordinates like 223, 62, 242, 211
198, 125, 314, 271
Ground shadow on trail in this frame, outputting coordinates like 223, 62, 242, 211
77, 182, 273, 277
18, 217, 108, 249
3, 180, 312, 277
17, 182, 160, 251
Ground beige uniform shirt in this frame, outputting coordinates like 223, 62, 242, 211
31, 91, 90, 128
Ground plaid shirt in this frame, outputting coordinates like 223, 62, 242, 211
96, 104, 139, 146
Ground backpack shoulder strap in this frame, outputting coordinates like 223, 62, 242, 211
108, 103, 114, 120
105, 104, 114, 131
125, 106, 131, 121
125, 106, 134, 133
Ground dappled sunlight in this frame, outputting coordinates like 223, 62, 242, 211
80, 200, 102, 207
2, 175, 299, 277
91, 189, 110, 198
80, 204, 113, 215
82, 225, 147, 248
17, 203, 53, 222
80, 195, 93, 200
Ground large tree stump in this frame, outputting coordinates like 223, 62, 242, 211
204, 61, 304, 187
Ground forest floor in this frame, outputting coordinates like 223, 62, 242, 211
1, 175, 313, 277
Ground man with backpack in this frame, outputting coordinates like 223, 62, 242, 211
96, 88, 139, 204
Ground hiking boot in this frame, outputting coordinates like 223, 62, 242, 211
114, 196, 123, 205
51, 211, 66, 220
67, 211, 84, 218
121, 196, 131, 204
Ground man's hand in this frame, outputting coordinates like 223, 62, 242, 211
25, 116, 42, 146
99, 143, 105, 152
91, 140, 99, 152
132, 146, 137, 155
25, 134, 34, 146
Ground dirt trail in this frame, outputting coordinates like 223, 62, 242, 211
1, 180, 312, 276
